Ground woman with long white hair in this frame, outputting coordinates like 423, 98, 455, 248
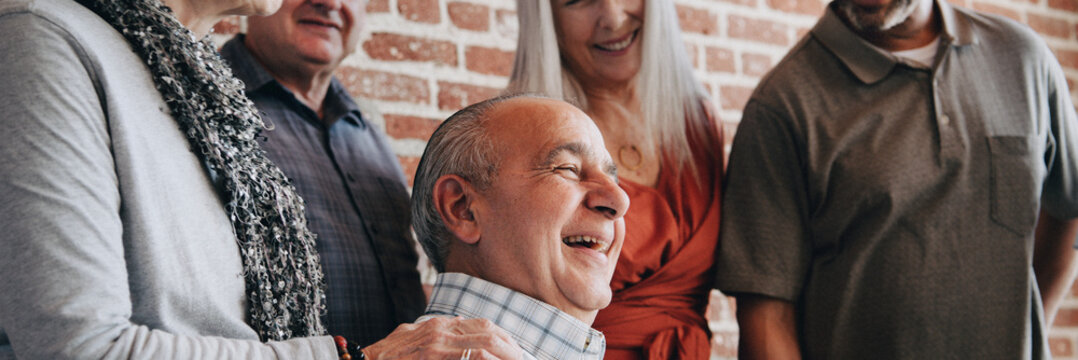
508, 0, 724, 358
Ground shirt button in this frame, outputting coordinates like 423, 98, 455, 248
939, 114, 950, 126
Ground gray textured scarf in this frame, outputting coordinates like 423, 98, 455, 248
75, 0, 327, 341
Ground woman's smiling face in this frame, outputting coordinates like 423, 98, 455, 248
552, 0, 646, 88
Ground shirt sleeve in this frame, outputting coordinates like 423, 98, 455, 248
714, 99, 813, 302
0, 11, 335, 360
1040, 45, 1078, 223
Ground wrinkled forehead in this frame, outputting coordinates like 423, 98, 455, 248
484, 98, 614, 170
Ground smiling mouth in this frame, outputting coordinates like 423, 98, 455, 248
562, 235, 612, 253
298, 19, 339, 29
594, 30, 638, 52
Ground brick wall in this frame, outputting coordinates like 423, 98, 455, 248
214, 0, 1078, 358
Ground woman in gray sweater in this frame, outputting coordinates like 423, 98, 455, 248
0, 0, 519, 358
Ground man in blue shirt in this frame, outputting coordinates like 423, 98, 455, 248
219, 0, 425, 349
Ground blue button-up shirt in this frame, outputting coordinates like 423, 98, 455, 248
220, 35, 426, 346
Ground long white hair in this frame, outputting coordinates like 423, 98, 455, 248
507, 0, 717, 178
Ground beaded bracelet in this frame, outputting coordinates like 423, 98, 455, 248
334, 335, 367, 360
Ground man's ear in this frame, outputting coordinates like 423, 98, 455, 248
433, 174, 482, 245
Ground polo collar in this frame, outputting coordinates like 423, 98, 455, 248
811, 0, 976, 84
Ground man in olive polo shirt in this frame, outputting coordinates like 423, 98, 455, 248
716, 0, 1078, 358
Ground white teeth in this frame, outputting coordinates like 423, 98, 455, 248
562, 235, 611, 253
597, 32, 634, 52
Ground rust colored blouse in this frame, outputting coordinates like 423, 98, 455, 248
592, 116, 723, 359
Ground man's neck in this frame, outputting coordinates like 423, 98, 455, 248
243, 38, 336, 119
848, 0, 941, 51
274, 72, 334, 119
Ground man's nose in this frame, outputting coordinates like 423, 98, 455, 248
308, 0, 342, 11
586, 176, 630, 219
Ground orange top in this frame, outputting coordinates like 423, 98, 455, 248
592, 115, 723, 360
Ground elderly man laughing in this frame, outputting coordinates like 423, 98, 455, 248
410, 95, 631, 360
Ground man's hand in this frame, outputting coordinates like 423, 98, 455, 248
735, 294, 801, 360
360, 317, 524, 359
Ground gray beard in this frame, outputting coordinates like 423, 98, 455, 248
837, 0, 918, 32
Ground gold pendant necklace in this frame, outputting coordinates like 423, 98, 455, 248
618, 145, 644, 171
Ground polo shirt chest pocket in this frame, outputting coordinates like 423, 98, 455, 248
987, 135, 1041, 236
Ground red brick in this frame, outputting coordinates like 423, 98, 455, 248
716, 0, 757, 7
399, 156, 421, 187
720, 85, 755, 112
367, 0, 389, 13
677, 5, 717, 35
685, 42, 699, 69
796, 25, 813, 40
495, 9, 519, 39
399, 0, 440, 24
742, 52, 773, 77
711, 329, 739, 358
465, 46, 515, 76
1049, 0, 1078, 12
706, 46, 736, 73
767, 0, 826, 16
1050, 337, 1075, 357
385, 114, 441, 141
363, 33, 457, 66
1029, 13, 1072, 40
336, 67, 430, 104
438, 81, 501, 111
211, 17, 241, 35
971, 2, 1021, 22
1056, 49, 1078, 70
728, 15, 791, 46
448, 2, 490, 32
1055, 308, 1078, 326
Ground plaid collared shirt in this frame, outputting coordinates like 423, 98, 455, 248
420, 273, 606, 360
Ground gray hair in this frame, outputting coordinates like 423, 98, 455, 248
411, 94, 525, 272
507, 0, 715, 177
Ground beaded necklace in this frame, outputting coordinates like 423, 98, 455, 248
75, 0, 326, 341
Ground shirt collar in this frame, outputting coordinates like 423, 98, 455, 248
811, 0, 976, 84
425, 273, 606, 360
219, 34, 276, 93
219, 35, 365, 127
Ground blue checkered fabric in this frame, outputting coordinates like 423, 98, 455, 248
421, 273, 606, 360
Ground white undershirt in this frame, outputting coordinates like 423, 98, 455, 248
892, 36, 941, 69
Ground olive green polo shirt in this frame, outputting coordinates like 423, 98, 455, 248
716, 1, 1078, 358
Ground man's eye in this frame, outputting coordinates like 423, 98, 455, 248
555, 165, 580, 176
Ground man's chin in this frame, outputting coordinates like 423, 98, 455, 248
572, 288, 613, 312
298, 50, 341, 67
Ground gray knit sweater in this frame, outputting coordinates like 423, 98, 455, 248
0, 0, 335, 358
